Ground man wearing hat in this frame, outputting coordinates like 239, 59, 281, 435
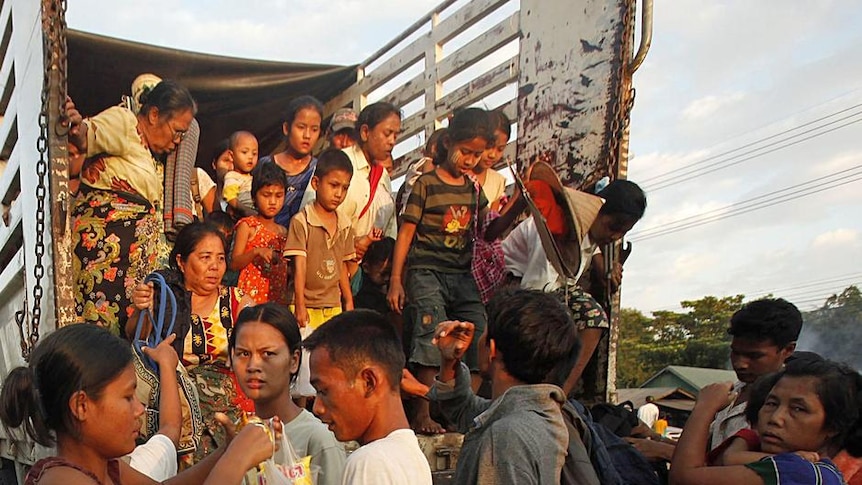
502, 161, 647, 394
326, 107, 358, 150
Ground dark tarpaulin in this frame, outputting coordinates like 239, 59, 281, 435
68, 29, 357, 167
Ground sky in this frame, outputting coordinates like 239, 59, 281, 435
67, 0, 862, 315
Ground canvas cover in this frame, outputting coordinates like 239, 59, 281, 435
68, 29, 357, 164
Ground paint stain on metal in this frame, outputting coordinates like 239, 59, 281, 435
580, 39, 602, 53
519, 83, 536, 96
580, 74, 592, 88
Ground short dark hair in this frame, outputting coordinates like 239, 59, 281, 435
302, 310, 404, 391
363, 237, 395, 268
315, 149, 354, 179
204, 210, 235, 233
170, 222, 226, 272
746, 358, 862, 456
139, 79, 197, 118
597, 180, 647, 223
357, 102, 401, 134
0, 325, 133, 446
230, 303, 303, 384
728, 298, 803, 348
283, 95, 324, 127
251, 159, 288, 197
485, 289, 581, 386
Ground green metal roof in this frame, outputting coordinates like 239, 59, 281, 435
640, 365, 737, 393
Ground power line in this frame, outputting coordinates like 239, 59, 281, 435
628, 164, 862, 241
643, 114, 862, 192
630, 173, 862, 241
639, 102, 862, 186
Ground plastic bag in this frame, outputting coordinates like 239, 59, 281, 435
258, 427, 315, 485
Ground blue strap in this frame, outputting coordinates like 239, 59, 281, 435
133, 272, 177, 373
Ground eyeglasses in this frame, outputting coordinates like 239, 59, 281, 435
167, 123, 187, 143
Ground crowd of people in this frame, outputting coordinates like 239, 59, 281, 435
0, 75, 859, 485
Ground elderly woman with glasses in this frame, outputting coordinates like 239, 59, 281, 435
66, 79, 197, 336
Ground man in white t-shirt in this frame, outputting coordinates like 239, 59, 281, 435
637, 396, 660, 429
303, 310, 432, 485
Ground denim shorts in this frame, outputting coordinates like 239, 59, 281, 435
405, 268, 487, 369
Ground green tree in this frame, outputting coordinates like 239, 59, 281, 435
617, 295, 745, 388
798, 285, 862, 370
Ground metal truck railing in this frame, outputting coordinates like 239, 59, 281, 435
0, 0, 651, 479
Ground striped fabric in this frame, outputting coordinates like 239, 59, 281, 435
402, 171, 488, 273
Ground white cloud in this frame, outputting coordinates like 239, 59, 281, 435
812, 229, 859, 248
681, 93, 745, 121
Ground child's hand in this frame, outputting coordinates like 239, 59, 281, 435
387, 280, 405, 314
295, 304, 309, 328
794, 451, 820, 463
132, 281, 154, 311
696, 382, 737, 414
142, 334, 179, 370
432, 321, 475, 362
370, 228, 384, 241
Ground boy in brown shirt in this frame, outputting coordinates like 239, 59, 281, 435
285, 149, 356, 397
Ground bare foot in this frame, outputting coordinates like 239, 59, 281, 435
412, 411, 445, 435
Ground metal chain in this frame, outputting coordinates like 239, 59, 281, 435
18, 0, 67, 361
579, 0, 636, 192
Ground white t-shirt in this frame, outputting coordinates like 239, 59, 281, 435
637, 402, 660, 429
502, 217, 598, 291
481, 169, 507, 208
341, 429, 432, 485
127, 433, 177, 482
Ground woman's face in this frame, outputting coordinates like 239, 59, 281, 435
144, 108, 194, 156
231, 321, 298, 407
177, 233, 227, 295
756, 375, 834, 455
284, 108, 322, 157
360, 113, 401, 163
80, 364, 144, 458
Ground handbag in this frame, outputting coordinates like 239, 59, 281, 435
132, 272, 205, 455
469, 179, 508, 304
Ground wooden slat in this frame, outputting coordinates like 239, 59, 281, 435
0, 142, 19, 204
436, 12, 520, 82
433, 0, 511, 45
0, 97, 16, 159
360, 32, 429, 97
434, 55, 518, 115
0, 198, 22, 266
381, 70, 426, 111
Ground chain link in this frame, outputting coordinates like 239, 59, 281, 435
18, 0, 67, 361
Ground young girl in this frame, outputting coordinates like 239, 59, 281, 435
388, 107, 510, 434
257, 95, 324, 229
231, 162, 290, 305
229, 303, 347, 485
670, 358, 862, 485
472, 109, 510, 212
0, 324, 279, 485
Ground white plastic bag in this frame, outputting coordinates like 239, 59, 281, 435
259, 428, 314, 485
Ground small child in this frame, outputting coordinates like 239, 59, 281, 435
222, 130, 259, 218
230, 163, 290, 305
284, 149, 356, 397
388, 107, 495, 434
354, 237, 395, 314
